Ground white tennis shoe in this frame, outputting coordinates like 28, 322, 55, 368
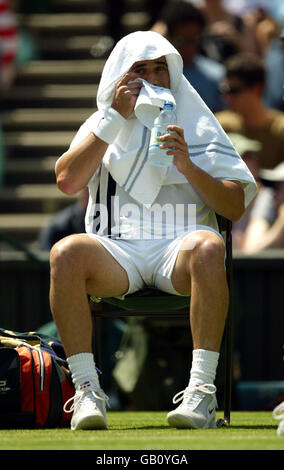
167, 383, 217, 429
64, 381, 109, 430
272, 401, 284, 436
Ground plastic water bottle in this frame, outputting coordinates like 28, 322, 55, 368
148, 101, 177, 167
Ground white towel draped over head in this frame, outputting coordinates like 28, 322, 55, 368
94, 30, 257, 207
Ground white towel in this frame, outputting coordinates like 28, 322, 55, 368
91, 31, 257, 207
134, 79, 176, 129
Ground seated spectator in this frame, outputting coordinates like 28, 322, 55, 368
241, 162, 284, 252
200, 0, 258, 62
242, 5, 280, 56
152, 1, 225, 113
263, 26, 284, 111
226, 132, 262, 250
215, 52, 284, 169
38, 188, 89, 251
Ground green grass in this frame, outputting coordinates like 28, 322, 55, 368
0, 411, 283, 451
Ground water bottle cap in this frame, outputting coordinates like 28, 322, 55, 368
164, 101, 174, 109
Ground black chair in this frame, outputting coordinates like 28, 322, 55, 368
91, 216, 233, 426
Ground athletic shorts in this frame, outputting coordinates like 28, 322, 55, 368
87, 225, 223, 298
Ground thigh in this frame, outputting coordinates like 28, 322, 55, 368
53, 233, 130, 298
86, 236, 131, 298
171, 230, 225, 295
86, 235, 145, 297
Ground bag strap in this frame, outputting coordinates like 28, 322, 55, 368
0, 328, 66, 362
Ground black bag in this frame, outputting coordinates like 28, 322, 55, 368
0, 328, 75, 428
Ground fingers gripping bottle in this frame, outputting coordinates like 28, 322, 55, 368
148, 101, 177, 167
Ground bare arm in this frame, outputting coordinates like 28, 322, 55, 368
183, 164, 245, 222
160, 125, 245, 221
56, 132, 108, 195
242, 205, 284, 252
56, 72, 141, 195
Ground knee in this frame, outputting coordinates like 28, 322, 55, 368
189, 234, 225, 276
50, 235, 85, 281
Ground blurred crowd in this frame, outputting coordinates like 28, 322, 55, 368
150, 0, 284, 252
1, 0, 284, 253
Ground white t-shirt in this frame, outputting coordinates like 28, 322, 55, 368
58, 114, 245, 241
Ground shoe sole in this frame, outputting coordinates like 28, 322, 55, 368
167, 412, 198, 429
72, 414, 108, 430
167, 412, 216, 429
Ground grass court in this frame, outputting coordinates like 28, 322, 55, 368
0, 411, 283, 451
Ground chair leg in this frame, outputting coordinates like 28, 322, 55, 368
223, 303, 233, 425
223, 224, 234, 425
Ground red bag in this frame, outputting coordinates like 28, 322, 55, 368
0, 330, 75, 428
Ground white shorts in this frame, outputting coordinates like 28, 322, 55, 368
87, 225, 223, 298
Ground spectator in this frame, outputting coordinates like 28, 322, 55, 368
226, 132, 262, 250
242, 5, 280, 56
200, 0, 258, 62
152, 1, 225, 112
241, 162, 284, 252
263, 26, 284, 111
145, 0, 169, 29
215, 52, 284, 169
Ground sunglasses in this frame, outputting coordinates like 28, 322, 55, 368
219, 83, 249, 95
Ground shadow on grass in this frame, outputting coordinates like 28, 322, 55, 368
112, 424, 278, 431
230, 425, 277, 430
112, 425, 169, 431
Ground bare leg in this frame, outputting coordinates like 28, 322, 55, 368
167, 231, 228, 429
49, 234, 129, 357
171, 230, 228, 352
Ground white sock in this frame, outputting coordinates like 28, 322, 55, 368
189, 349, 219, 387
67, 352, 100, 391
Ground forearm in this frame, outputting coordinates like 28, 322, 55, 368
56, 105, 127, 195
161, 126, 245, 221
56, 132, 108, 195
241, 219, 270, 253
183, 161, 245, 221
245, 218, 284, 251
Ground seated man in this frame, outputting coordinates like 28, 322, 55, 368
50, 31, 257, 431
215, 52, 284, 170
241, 162, 284, 252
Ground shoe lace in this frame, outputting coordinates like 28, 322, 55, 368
172, 383, 217, 406
273, 401, 284, 420
63, 387, 110, 414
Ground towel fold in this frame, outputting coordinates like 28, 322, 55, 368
134, 78, 176, 129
